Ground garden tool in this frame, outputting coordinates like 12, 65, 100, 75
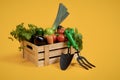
60, 47, 74, 70
76, 50, 96, 70
60, 28, 95, 70
60, 28, 75, 70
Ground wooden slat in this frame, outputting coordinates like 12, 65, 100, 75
24, 50, 36, 63
38, 57, 60, 67
38, 48, 68, 59
49, 57, 60, 64
44, 45, 49, 66
38, 42, 67, 52
49, 48, 67, 57
24, 40, 44, 52
49, 42, 67, 50
38, 61, 44, 67
38, 53, 44, 59
24, 41, 67, 52
37, 46, 44, 52
33, 48, 39, 66
37, 47, 76, 60
23, 41, 34, 51
24, 46, 35, 55
23, 41, 37, 49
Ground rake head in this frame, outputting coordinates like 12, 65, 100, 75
76, 51, 96, 70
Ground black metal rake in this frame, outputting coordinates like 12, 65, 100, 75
76, 51, 96, 70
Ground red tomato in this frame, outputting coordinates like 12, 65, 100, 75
57, 34, 65, 42
52, 34, 57, 42
57, 28, 65, 34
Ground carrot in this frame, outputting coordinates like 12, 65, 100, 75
46, 35, 53, 44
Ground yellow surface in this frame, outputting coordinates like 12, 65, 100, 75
0, 0, 120, 80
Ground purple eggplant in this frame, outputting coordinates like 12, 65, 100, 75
34, 35, 47, 46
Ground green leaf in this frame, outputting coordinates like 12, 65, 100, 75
9, 23, 44, 42
73, 28, 83, 50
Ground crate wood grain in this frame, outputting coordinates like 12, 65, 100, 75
22, 41, 76, 67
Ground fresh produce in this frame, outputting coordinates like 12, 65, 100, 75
35, 28, 44, 36
52, 34, 57, 42
10, 23, 32, 42
57, 25, 63, 30
9, 4, 82, 49
28, 24, 44, 44
9, 23, 44, 43
46, 35, 54, 44
34, 36, 47, 46
44, 28, 54, 35
57, 34, 65, 42
73, 28, 83, 50
57, 27, 65, 34
9, 23, 82, 48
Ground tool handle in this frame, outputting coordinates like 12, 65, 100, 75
65, 29, 79, 50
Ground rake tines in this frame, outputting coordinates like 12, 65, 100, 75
76, 51, 96, 70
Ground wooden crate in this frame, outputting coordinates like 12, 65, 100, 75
22, 41, 76, 67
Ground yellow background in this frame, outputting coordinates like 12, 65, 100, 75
0, 0, 120, 80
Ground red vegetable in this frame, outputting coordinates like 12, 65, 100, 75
57, 34, 65, 42
52, 34, 57, 42
57, 28, 65, 34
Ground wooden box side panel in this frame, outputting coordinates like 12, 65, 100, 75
38, 57, 60, 67
22, 41, 77, 67
24, 48, 36, 65
38, 48, 68, 60
23, 41, 39, 66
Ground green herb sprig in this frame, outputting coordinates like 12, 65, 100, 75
9, 23, 42, 42
73, 28, 83, 50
